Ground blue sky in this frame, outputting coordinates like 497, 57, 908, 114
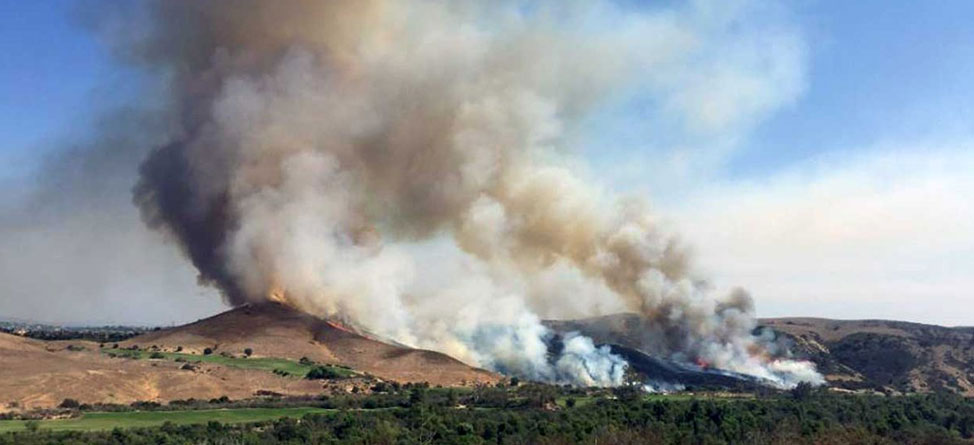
0, 1, 105, 176
1, 1, 973, 325
735, 0, 974, 177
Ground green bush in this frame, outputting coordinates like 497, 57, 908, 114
305, 366, 343, 380
58, 398, 80, 409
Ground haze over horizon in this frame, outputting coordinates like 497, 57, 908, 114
1, 0, 973, 328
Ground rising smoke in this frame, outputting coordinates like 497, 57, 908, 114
107, 0, 821, 387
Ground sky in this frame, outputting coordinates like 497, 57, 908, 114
0, 0, 972, 326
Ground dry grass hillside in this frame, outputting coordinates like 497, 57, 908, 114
0, 303, 497, 410
0, 332, 325, 410
762, 317, 974, 395
122, 302, 498, 387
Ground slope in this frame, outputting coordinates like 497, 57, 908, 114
122, 302, 498, 387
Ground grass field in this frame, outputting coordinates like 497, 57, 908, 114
101, 348, 355, 377
0, 407, 333, 433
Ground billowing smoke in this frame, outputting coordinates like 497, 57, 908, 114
109, 0, 820, 387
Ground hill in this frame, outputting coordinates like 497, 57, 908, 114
545, 315, 764, 390
0, 303, 497, 410
546, 313, 974, 395
0, 331, 331, 410
122, 302, 498, 387
761, 317, 974, 395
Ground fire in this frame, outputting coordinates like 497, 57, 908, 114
267, 287, 288, 304
325, 320, 356, 334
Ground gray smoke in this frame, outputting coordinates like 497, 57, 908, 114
104, 0, 821, 386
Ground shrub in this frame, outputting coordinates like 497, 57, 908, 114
149, 352, 165, 359
203, 347, 213, 355
59, 398, 80, 409
244, 348, 253, 357
791, 381, 815, 401
299, 356, 314, 366
305, 366, 342, 380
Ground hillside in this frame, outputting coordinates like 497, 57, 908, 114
545, 315, 764, 390
0, 303, 497, 410
0, 331, 328, 410
123, 302, 498, 387
546, 313, 974, 395
761, 317, 974, 395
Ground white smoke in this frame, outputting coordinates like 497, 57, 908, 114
104, 0, 822, 387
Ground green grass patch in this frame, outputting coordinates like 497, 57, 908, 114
0, 407, 333, 433
101, 349, 355, 378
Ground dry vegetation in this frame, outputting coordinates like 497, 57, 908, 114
0, 303, 498, 411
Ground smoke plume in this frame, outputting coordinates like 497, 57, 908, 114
112, 0, 820, 386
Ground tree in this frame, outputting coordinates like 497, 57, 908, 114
59, 398, 80, 409
791, 381, 815, 401
244, 348, 253, 357
203, 347, 213, 355
409, 386, 427, 407
306, 366, 342, 380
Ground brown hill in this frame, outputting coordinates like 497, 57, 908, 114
0, 331, 328, 410
761, 317, 974, 395
0, 303, 497, 410
122, 302, 498, 387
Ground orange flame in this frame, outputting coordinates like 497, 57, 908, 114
267, 287, 288, 304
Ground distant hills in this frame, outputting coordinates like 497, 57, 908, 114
762, 317, 974, 395
546, 313, 974, 395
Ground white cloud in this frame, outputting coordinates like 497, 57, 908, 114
665, 144, 974, 326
